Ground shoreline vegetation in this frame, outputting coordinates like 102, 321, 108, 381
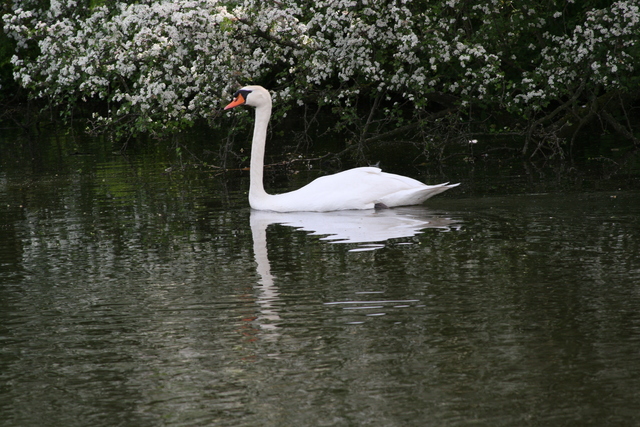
1, 0, 639, 169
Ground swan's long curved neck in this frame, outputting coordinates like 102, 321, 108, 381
249, 102, 272, 201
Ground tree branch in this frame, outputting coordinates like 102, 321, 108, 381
523, 77, 588, 156
601, 110, 640, 147
363, 108, 457, 145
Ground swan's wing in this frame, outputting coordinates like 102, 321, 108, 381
313, 167, 425, 189
266, 167, 454, 211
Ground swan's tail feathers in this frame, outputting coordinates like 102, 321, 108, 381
436, 182, 460, 188
419, 182, 460, 200
378, 182, 459, 207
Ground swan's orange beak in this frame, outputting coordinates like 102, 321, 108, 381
224, 93, 246, 110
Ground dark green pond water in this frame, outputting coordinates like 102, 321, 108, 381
1, 132, 640, 426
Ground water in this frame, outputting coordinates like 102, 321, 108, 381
1, 133, 640, 426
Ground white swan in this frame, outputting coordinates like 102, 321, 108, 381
224, 85, 459, 212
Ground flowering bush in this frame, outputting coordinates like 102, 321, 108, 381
3, 0, 640, 156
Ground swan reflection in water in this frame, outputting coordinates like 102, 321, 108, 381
249, 207, 461, 335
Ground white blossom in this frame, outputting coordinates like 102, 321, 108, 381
2, 0, 638, 135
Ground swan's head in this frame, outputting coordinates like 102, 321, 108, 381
224, 85, 272, 110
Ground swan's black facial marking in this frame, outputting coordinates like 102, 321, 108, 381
233, 89, 253, 102
224, 88, 253, 110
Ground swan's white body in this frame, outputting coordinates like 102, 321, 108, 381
225, 85, 458, 212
